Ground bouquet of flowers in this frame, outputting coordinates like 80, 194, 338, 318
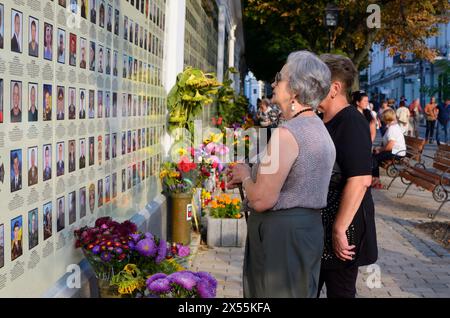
159, 156, 197, 194
208, 193, 242, 219
145, 270, 217, 298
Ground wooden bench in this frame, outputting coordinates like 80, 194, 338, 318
397, 144, 450, 219
382, 136, 426, 190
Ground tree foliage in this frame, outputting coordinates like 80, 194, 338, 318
244, 0, 449, 81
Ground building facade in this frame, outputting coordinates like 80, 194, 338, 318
367, 22, 450, 107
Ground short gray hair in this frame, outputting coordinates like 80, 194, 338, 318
284, 51, 331, 109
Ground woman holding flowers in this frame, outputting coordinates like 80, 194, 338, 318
228, 51, 336, 298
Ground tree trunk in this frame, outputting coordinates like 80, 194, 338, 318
351, 30, 377, 92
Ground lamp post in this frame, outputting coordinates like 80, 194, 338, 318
325, 4, 339, 53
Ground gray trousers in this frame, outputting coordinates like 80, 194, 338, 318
243, 207, 324, 298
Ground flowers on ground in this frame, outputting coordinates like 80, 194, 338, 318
146, 271, 217, 298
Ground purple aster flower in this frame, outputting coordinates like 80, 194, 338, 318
195, 272, 218, 290
176, 244, 190, 257
144, 233, 154, 240
148, 278, 171, 295
155, 239, 167, 264
168, 271, 197, 291
92, 245, 100, 255
100, 251, 112, 262
130, 233, 141, 242
128, 241, 135, 250
115, 247, 123, 254
146, 273, 167, 288
136, 238, 157, 257
196, 280, 215, 298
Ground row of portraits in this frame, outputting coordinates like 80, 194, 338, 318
0, 5, 165, 59
0, 80, 165, 123
2, 153, 157, 266
9, 127, 160, 192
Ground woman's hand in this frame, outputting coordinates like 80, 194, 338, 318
332, 228, 356, 261
226, 164, 251, 189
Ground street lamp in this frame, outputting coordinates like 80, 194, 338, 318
325, 3, 339, 53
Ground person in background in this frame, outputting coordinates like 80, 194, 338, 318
372, 108, 406, 189
256, 98, 271, 128
436, 98, 450, 146
408, 99, 422, 137
318, 53, 377, 298
424, 97, 439, 144
377, 100, 390, 137
396, 101, 410, 135
352, 90, 376, 143
387, 98, 396, 110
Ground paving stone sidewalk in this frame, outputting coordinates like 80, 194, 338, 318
189, 166, 450, 298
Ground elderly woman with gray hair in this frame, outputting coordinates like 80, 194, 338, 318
227, 50, 336, 298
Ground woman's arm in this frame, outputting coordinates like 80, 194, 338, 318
228, 127, 298, 212
370, 120, 376, 143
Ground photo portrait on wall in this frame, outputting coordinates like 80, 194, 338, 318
11, 9, 23, 53
112, 92, 117, 117
89, 183, 95, 213
56, 141, 65, 176
114, 9, 119, 35
79, 138, 86, 169
0, 4, 4, 49
0, 79, 3, 123
105, 133, 110, 161
112, 133, 117, 158
69, 33, 76, 66
56, 196, 65, 232
57, 28, 65, 64
68, 191, 76, 225
0, 223, 4, 269
88, 89, 95, 118
105, 175, 110, 203
43, 144, 52, 181
28, 208, 38, 250
81, 0, 87, 19
70, 0, 77, 13
90, 0, 97, 24
68, 87, 76, 119
121, 132, 126, 155
89, 136, 94, 166
105, 91, 110, 117
121, 168, 125, 193
99, 0, 105, 28
28, 146, 38, 186
68, 139, 76, 173
105, 47, 111, 75
79, 88, 86, 119
80, 37, 87, 69
28, 82, 38, 122
10, 80, 22, 123
113, 50, 118, 76
97, 178, 103, 207
28, 16, 39, 57
123, 16, 128, 41
89, 41, 95, 71
106, 3, 112, 32
43, 201, 52, 240
112, 172, 117, 198
97, 135, 102, 165
56, 86, 65, 120
11, 215, 23, 261
127, 166, 132, 189
79, 186, 86, 219
97, 45, 103, 73
43, 84, 52, 121
10, 149, 22, 193
43, 23, 53, 60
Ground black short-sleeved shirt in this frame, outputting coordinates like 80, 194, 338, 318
321, 105, 378, 269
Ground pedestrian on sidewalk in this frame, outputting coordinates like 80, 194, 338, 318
424, 97, 439, 143
227, 50, 336, 298
378, 100, 390, 137
352, 90, 377, 143
436, 98, 450, 145
317, 54, 377, 298
396, 101, 410, 135
408, 98, 422, 137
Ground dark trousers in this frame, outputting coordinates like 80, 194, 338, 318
436, 120, 449, 144
425, 120, 436, 141
243, 207, 324, 298
372, 151, 396, 178
317, 265, 359, 298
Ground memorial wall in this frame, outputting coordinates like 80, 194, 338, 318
0, 0, 166, 297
